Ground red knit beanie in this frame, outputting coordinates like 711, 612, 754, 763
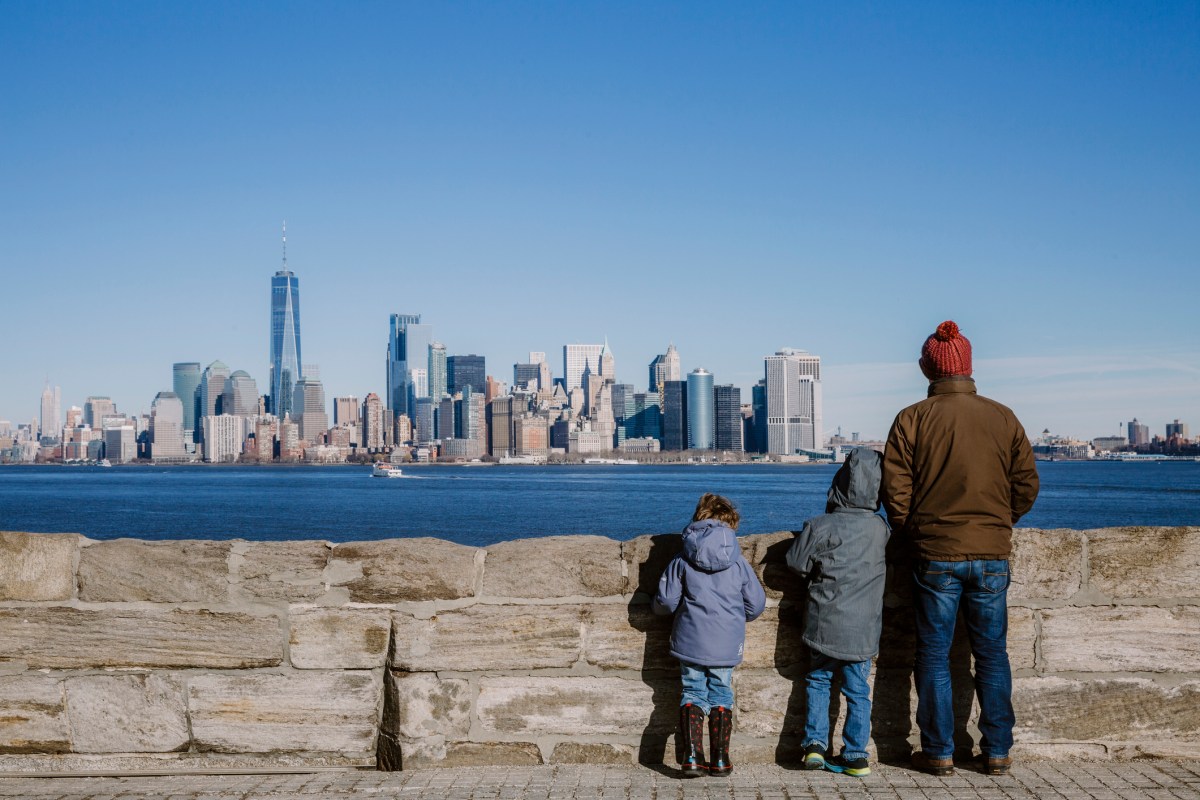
920, 320, 972, 379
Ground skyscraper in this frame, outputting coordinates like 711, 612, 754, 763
292, 377, 328, 444
334, 396, 361, 428
649, 344, 681, 395
269, 236, 302, 420
662, 380, 688, 451
563, 344, 604, 393
1128, 418, 1150, 447
83, 397, 115, 429
39, 383, 61, 441
448, 354, 486, 395
765, 349, 823, 454
150, 391, 187, 462
686, 369, 714, 450
199, 361, 231, 420
223, 371, 259, 417
714, 384, 744, 452
387, 314, 434, 416
362, 393, 386, 451
172, 363, 201, 439
428, 341, 448, 400
750, 380, 768, 454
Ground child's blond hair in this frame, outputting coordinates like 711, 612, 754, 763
692, 493, 739, 529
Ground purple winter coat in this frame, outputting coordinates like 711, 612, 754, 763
652, 519, 767, 668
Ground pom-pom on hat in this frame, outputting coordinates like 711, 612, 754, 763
920, 320, 973, 380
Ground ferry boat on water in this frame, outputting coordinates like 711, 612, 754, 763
371, 464, 404, 478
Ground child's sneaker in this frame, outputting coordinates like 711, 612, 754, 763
802, 744, 826, 770
825, 754, 871, 777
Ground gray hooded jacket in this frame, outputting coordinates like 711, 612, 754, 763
652, 519, 767, 668
786, 447, 891, 662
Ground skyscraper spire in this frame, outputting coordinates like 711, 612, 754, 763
282, 220, 288, 270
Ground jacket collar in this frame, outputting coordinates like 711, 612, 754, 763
927, 376, 977, 397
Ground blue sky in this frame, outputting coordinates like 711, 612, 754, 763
2, 1, 1197, 440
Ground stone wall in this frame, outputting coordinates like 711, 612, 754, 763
0, 527, 1197, 772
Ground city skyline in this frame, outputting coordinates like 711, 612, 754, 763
2, 4, 1196, 439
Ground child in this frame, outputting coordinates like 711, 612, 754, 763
653, 493, 767, 778
786, 447, 890, 777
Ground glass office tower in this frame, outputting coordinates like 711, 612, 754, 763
270, 270, 302, 419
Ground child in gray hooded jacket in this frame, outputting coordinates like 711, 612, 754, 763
654, 493, 767, 778
787, 447, 890, 777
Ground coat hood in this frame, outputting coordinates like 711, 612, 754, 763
681, 519, 738, 572
826, 447, 883, 513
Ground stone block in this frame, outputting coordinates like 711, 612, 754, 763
0, 608, 282, 669
1013, 676, 1200, 741
581, 604, 675, 671
381, 673, 471, 740
477, 677, 671, 735
0, 532, 77, 601
0, 676, 68, 754
64, 675, 188, 753
1088, 527, 1200, 599
391, 605, 580, 671
734, 672, 804, 737
77, 539, 231, 603
333, 538, 478, 602
391, 738, 543, 769
237, 541, 330, 601
743, 606, 807, 670
1041, 606, 1200, 672
621, 534, 682, 597
189, 672, 380, 754
743, 532, 803, 601
1009, 529, 1084, 602
483, 535, 623, 598
289, 608, 390, 669
550, 742, 635, 765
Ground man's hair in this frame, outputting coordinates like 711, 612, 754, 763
692, 493, 739, 529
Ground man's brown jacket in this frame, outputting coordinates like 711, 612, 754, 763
882, 377, 1039, 561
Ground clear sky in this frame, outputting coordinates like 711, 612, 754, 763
2, 1, 1197, 441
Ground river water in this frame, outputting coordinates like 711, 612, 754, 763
0, 462, 1196, 545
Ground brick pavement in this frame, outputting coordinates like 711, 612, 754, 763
0, 762, 1198, 800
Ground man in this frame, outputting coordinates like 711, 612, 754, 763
882, 320, 1039, 777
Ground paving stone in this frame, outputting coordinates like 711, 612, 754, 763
333, 538, 479, 602
0, 531, 77, 601
550, 743, 636, 765
237, 541, 330, 601
0, 675, 68, 754
382, 673, 471, 739
77, 539, 231, 603
1041, 606, 1200, 672
391, 604, 581, 671
1009, 529, 1085, 602
476, 677, 672, 735
483, 536, 624, 598
1088, 527, 1200, 600
0, 608, 282, 668
64, 674, 188, 753
289, 607, 390, 669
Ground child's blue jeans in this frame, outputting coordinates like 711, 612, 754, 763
804, 652, 872, 760
679, 662, 734, 714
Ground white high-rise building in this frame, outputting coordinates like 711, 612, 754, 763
202, 414, 244, 463
649, 344, 681, 395
563, 344, 604, 393
292, 377, 328, 444
150, 391, 188, 462
39, 383, 61, 441
764, 349, 823, 454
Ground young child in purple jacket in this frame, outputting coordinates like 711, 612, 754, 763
653, 493, 767, 777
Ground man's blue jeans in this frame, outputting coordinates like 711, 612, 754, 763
803, 653, 872, 761
679, 662, 734, 714
912, 559, 1014, 760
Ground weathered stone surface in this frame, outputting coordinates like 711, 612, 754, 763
78, 539, 231, 603
237, 541, 329, 601
0, 676, 68, 754
382, 673, 471, 740
1088, 527, 1200, 599
477, 677, 670, 735
189, 672, 380, 754
392, 738, 543, 769
742, 532, 801, 601
0, 532, 77, 601
333, 538, 477, 602
1013, 677, 1200, 741
1009, 608, 1038, 671
581, 604, 675, 671
621, 534, 682, 597
289, 608, 390, 669
743, 606, 807, 670
483, 535, 623, 598
1041, 606, 1200, 672
1009, 529, 1084, 601
734, 673, 804, 737
550, 742, 635, 765
65, 675, 188, 753
0, 608, 282, 669
391, 605, 580, 671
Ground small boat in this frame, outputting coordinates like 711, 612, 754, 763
371, 464, 404, 478
97, 459, 112, 467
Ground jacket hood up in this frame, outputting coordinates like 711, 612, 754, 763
681, 519, 738, 572
826, 447, 883, 513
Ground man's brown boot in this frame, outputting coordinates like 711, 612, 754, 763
911, 751, 955, 776
980, 755, 1012, 775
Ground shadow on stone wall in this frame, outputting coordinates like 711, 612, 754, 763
628, 534, 682, 771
